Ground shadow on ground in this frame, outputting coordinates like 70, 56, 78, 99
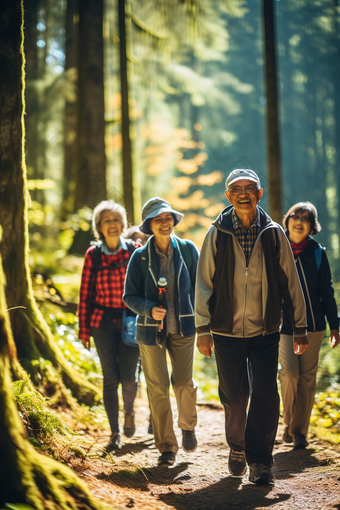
98, 462, 193, 492
273, 446, 332, 480
158, 475, 291, 510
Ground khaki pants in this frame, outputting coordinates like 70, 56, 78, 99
278, 331, 324, 437
139, 333, 197, 454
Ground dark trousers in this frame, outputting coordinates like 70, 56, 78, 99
213, 332, 280, 467
91, 324, 140, 434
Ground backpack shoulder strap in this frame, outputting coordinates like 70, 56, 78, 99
93, 244, 102, 275
176, 237, 192, 272
125, 239, 136, 256
140, 243, 149, 281
315, 245, 322, 270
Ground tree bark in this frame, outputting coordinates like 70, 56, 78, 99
262, 0, 283, 223
0, 228, 106, 510
118, 0, 135, 224
23, 0, 40, 199
0, 0, 99, 406
74, 0, 107, 210
61, 0, 77, 220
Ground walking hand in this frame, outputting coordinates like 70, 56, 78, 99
78, 200, 140, 452
195, 169, 307, 485
279, 202, 340, 449
124, 197, 199, 466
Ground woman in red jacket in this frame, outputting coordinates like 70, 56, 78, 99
78, 200, 140, 452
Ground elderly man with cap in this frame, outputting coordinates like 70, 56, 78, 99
123, 197, 199, 466
195, 169, 308, 485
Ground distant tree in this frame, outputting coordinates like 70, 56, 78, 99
0, 0, 99, 405
24, 0, 45, 204
61, 0, 77, 220
118, 0, 135, 223
74, 0, 106, 210
262, 0, 282, 223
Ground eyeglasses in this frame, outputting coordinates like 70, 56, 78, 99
227, 186, 259, 195
289, 213, 310, 223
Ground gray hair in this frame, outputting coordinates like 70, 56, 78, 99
92, 200, 128, 241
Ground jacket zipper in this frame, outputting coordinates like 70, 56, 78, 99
243, 266, 248, 337
177, 258, 183, 336
223, 227, 272, 337
148, 241, 163, 347
298, 257, 316, 331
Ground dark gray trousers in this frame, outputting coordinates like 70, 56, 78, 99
91, 324, 140, 434
213, 332, 280, 467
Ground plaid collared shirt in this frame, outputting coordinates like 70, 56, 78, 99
232, 207, 261, 264
78, 240, 132, 341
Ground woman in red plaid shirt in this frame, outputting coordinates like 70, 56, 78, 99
78, 200, 140, 452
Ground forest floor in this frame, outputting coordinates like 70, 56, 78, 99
63, 396, 340, 510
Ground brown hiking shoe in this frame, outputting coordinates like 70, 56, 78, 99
124, 411, 136, 438
182, 429, 197, 452
293, 433, 308, 449
228, 449, 246, 477
104, 432, 122, 452
249, 463, 274, 485
283, 425, 293, 443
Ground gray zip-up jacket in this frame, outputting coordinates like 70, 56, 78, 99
195, 205, 307, 338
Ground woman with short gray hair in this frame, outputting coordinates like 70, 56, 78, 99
78, 200, 140, 452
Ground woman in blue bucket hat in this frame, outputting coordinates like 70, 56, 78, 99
124, 197, 199, 465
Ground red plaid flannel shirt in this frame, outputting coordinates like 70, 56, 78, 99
78, 245, 131, 341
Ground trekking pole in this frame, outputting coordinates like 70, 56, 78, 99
157, 277, 167, 346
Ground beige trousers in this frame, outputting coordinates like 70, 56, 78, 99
139, 333, 197, 454
278, 331, 324, 437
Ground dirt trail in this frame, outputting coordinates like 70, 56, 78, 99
70, 397, 340, 510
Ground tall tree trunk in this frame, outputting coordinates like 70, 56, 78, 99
74, 0, 107, 210
0, 0, 99, 405
23, 0, 42, 202
0, 3, 106, 508
0, 231, 106, 510
61, 0, 77, 220
262, 0, 283, 222
118, 0, 135, 224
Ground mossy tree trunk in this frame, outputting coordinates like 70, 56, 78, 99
0, 0, 99, 405
0, 231, 107, 509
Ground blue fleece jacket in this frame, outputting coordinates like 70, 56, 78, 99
123, 235, 199, 345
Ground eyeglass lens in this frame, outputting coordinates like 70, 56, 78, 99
229, 186, 258, 194
291, 214, 309, 222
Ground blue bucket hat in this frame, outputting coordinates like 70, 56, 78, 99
140, 197, 183, 235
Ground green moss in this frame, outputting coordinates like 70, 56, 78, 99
12, 377, 107, 461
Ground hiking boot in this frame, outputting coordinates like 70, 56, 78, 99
182, 429, 197, 453
158, 451, 176, 466
249, 463, 274, 485
124, 411, 135, 438
293, 433, 308, 450
148, 416, 153, 435
283, 425, 293, 443
104, 432, 122, 453
228, 449, 246, 477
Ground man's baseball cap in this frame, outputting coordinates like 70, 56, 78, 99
225, 169, 261, 189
